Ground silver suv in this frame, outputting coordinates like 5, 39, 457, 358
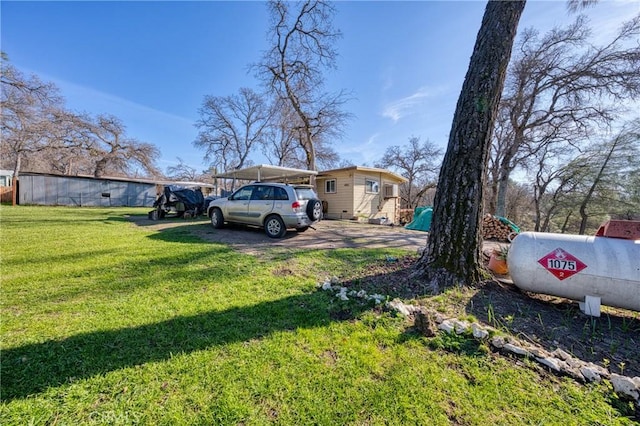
206, 183, 322, 238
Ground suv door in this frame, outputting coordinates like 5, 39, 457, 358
226, 185, 254, 222
247, 185, 275, 225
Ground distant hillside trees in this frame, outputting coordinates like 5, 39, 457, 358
1, 56, 161, 179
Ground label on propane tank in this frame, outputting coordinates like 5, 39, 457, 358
537, 248, 587, 281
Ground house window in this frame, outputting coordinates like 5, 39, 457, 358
365, 179, 379, 194
325, 179, 336, 194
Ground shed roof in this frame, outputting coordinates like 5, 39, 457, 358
18, 171, 214, 188
213, 164, 317, 182
317, 166, 408, 183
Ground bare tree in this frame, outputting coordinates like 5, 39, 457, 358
81, 114, 160, 178
375, 136, 443, 209
194, 87, 272, 173
529, 120, 640, 233
2, 59, 161, 180
261, 99, 300, 166
412, 1, 526, 292
261, 98, 341, 170
166, 157, 202, 182
574, 120, 640, 233
256, 0, 351, 173
491, 14, 640, 216
1, 60, 64, 178
525, 141, 583, 231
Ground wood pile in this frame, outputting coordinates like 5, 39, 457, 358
483, 214, 517, 242
398, 209, 414, 225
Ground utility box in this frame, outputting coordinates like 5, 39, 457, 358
383, 184, 399, 198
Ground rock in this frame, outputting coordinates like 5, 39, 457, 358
551, 348, 573, 361
388, 299, 409, 316
336, 287, 349, 301
536, 357, 563, 372
491, 336, 506, 349
415, 311, 438, 337
610, 374, 640, 402
471, 323, 489, 339
452, 319, 470, 334
368, 294, 385, 304
438, 319, 455, 334
580, 366, 603, 383
528, 347, 550, 359
388, 300, 424, 316
434, 312, 447, 324
503, 343, 532, 358
562, 366, 585, 382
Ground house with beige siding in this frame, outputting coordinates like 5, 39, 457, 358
316, 166, 407, 224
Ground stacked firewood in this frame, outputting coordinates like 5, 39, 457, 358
482, 214, 516, 242
398, 209, 414, 225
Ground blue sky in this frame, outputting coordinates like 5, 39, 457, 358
2, 1, 638, 174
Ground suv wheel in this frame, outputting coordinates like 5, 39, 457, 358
265, 215, 286, 238
210, 208, 224, 229
306, 199, 322, 221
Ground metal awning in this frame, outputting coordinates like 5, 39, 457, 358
212, 164, 317, 182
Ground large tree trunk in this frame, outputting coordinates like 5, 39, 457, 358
412, 0, 525, 293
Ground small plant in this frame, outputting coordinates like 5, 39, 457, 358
493, 245, 510, 261
488, 245, 510, 275
504, 314, 514, 327
620, 317, 637, 333
487, 303, 495, 326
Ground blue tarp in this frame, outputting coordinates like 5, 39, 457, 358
404, 206, 433, 232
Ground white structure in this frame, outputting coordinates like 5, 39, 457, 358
316, 166, 407, 223
0, 170, 13, 187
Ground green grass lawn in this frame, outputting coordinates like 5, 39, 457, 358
0, 206, 635, 425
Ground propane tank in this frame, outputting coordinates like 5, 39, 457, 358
508, 232, 640, 312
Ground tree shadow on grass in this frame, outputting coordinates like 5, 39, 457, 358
2, 290, 367, 401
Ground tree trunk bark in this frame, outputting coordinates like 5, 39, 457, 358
487, 179, 498, 214
412, 0, 525, 293
495, 172, 509, 217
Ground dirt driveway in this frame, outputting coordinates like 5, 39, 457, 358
131, 215, 430, 254
130, 215, 507, 256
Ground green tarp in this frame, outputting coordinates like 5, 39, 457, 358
404, 206, 433, 232
496, 216, 521, 233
